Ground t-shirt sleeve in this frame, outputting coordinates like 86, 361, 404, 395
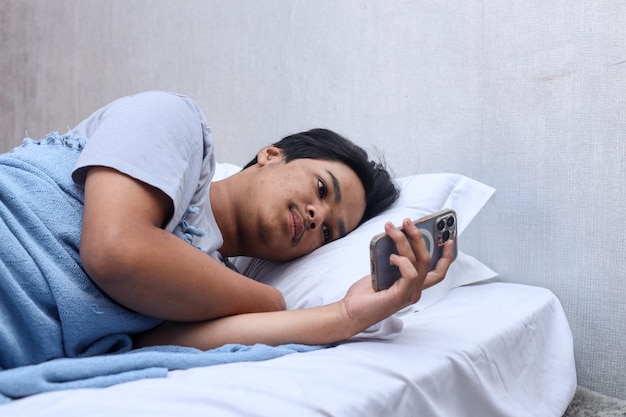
71, 91, 214, 231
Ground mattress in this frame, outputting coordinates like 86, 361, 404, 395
1, 282, 576, 417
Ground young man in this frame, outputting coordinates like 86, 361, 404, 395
0, 91, 452, 368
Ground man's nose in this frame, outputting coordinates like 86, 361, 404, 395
307, 208, 317, 230
306, 205, 326, 230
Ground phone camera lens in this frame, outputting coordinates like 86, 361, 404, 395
442, 230, 450, 241
447, 216, 455, 227
437, 220, 445, 231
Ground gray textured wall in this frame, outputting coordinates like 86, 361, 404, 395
1, 0, 625, 399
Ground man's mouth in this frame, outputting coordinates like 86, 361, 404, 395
289, 207, 305, 243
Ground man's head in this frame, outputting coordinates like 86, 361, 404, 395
244, 128, 399, 226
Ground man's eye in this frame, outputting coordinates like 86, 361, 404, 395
318, 179, 327, 198
323, 225, 331, 243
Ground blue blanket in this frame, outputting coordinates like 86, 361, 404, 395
0, 343, 320, 403
0, 133, 320, 403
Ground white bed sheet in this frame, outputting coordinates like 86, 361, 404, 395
1, 282, 576, 417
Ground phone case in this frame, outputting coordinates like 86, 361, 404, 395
370, 209, 458, 291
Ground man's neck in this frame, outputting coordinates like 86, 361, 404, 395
210, 177, 238, 257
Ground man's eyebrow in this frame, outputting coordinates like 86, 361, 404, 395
327, 170, 342, 204
326, 170, 346, 239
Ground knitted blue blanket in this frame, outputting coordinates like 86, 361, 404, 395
0, 133, 319, 403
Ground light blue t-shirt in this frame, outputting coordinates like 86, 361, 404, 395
71, 91, 224, 260
0, 91, 228, 368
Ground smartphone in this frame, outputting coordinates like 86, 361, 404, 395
370, 209, 458, 291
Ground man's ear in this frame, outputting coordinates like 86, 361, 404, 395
256, 146, 284, 167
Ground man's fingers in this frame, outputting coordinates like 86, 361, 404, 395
389, 254, 418, 281
385, 219, 433, 284
402, 218, 431, 266
384, 221, 416, 263
388, 254, 423, 305
422, 240, 454, 289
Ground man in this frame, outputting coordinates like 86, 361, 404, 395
0, 91, 452, 368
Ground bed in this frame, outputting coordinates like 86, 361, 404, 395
2, 281, 574, 417
0, 170, 577, 416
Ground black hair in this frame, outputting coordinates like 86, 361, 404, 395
244, 128, 399, 225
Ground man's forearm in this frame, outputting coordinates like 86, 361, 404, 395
134, 301, 354, 350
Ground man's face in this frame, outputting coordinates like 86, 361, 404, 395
239, 151, 366, 261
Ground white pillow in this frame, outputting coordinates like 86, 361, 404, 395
216, 167, 497, 339
213, 162, 243, 181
